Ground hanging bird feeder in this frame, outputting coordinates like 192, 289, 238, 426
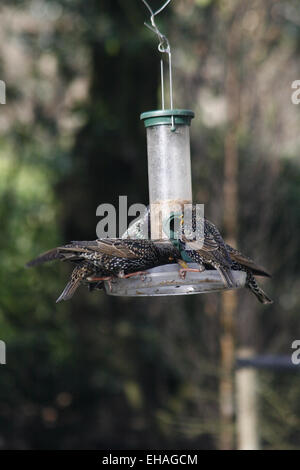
104, 0, 246, 296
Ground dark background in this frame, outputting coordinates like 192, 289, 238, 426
0, 0, 300, 450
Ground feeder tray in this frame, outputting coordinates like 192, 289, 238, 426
104, 264, 246, 297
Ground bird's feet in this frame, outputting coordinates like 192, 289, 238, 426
177, 260, 204, 279
118, 271, 149, 281
179, 267, 204, 279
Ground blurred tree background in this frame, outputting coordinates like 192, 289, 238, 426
1, 0, 300, 450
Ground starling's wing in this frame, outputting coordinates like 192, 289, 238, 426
26, 247, 68, 267
204, 218, 232, 265
227, 244, 271, 277
94, 239, 139, 259
182, 234, 232, 267
71, 240, 99, 247
182, 234, 219, 252
71, 239, 138, 258
182, 235, 231, 269
65, 240, 131, 258
26, 244, 94, 267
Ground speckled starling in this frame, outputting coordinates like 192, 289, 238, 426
164, 208, 235, 288
27, 238, 181, 301
163, 205, 273, 302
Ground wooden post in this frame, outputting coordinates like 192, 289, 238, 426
219, 1, 242, 450
219, 290, 237, 449
235, 348, 259, 450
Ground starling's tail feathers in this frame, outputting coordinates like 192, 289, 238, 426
56, 278, 81, 302
247, 274, 273, 304
226, 244, 271, 278
56, 263, 93, 302
248, 284, 273, 304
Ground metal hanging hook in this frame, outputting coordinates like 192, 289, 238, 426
142, 0, 171, 48
142, 0, 175, 130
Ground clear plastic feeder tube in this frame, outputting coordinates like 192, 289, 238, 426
141, 109, 194, 238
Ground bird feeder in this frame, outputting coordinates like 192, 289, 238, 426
103, 0, 246, 296
105, 109, 246, 296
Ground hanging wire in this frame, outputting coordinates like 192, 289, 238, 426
142, 0, 175, 129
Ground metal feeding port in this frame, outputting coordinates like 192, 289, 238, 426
104, 264, 246, 297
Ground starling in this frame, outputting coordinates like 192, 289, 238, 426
163, 204, 272, 303
164, 208, 235, 288
27, 238, 180, 301
27, 239, 180, 274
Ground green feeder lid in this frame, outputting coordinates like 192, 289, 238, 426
140, 109, 194, 128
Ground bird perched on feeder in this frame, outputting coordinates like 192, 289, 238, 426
26, 238, 181, 302
163, 208, 235, 288
163, 207, 272, 304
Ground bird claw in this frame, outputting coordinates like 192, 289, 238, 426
121, 271, 149, 281
179, 267, 204, 280
179, 269, 187, 280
